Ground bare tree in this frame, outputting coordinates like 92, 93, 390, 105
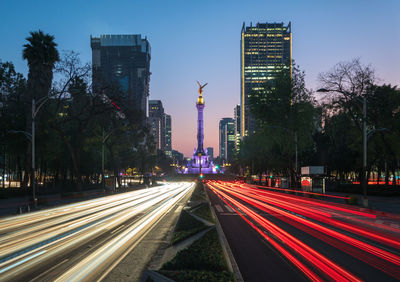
318, 58, 375, 130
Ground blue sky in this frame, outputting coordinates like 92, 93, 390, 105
1, 0, 399, 156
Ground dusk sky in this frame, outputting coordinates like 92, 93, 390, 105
1, 0, 399, 157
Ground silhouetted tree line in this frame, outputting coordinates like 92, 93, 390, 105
234, 59, 400, 188
0, 30, 170, 193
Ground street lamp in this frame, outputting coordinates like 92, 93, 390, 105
317, 88, 368, 207
102, 128, 112, 190
31, 96, 51, 207
10, 96, 51, 208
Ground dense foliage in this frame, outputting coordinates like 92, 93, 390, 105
234, 59, 400, 188
0, 31, 170, 193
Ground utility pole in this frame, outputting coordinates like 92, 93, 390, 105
102, 128, 112, 190
32, 98, 36, 207
31, 96, 50, 208
294, 131, 298, 189
362, 95, 368, 207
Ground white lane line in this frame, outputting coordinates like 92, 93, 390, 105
111, 225, 125, 234
29, 258, 69, 282
225, 204, 234, 213
0, 250, 46, 274
215, 205, 223, 213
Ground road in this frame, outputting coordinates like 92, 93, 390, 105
206, 180, 400, 281
0, 182, 194, 281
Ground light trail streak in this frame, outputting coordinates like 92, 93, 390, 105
207, 181, 400, 281
0, 182, 194, 281
250, 182, 350, 199
208, 183, 360, 281
208, 185, 322, 281
225, 183, 400, 249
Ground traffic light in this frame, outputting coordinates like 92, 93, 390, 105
200, 173, 204, 179
215, 165, 219, 169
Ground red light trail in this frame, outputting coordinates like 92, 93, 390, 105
207, 181, 400, 281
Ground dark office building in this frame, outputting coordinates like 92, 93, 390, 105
149, 100, 165, 151
240, 22, 292, 137
206, 147, 214, 160
172, 150, 184, 165
91, 34, 151, 118
219, 118, 235, 161
164, 114, 172, 157
234, 105, 241, 152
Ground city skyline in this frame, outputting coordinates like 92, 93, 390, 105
1, 0, 399, 156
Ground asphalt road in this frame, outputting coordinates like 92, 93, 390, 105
0, 182, 194, 281
206, 181, 400, 282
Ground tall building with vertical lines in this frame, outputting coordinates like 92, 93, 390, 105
219, 118, 235, 161
164, 114, 172, 157
240, 22, 292, 137
91, 34, 151, 120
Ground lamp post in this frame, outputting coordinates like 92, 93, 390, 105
102, 128, 112, 190
317, 88, 368, 207
31, 96, 50, 207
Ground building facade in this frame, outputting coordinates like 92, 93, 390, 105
91, 34, 151, 119
234, 105, 241, 152
164, 114, 172, 157
219, 118, 235, 161
240, 22, 292, 137
206, 147, 214, 160
148, 100, 165, 151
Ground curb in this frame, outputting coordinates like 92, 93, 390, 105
141, 270, 175, 282
203, 183, 244, 282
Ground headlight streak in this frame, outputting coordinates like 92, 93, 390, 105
54, 182, 194, 281
0, 188, 172, 261
0, 182, 194, 280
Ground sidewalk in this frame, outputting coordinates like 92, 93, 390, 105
329, 192, 400, 214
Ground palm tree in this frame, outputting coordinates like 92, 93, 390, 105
21, 30, 59, 189
23, 30, 59, 99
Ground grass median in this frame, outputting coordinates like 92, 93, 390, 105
171, 210, 208, 245
191, 202, 215, 223
160, 228, 235, 282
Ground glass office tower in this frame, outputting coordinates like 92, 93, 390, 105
91, 34, 151, 119
240, 22, 292, 137
219, 118, 235, 161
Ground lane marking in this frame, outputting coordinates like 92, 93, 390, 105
225, 204, 234, 213
215, 205, 223, 213
111, 225, 125, 234
29, 258, 69, 282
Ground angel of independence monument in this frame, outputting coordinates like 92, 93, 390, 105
186, 82, 215, 174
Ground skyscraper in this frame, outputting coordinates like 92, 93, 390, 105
206, 147, 214, 160
234, 105, 241, 152
219, 118, 235, 161
149, 100, 165, 151
91, 34, 151, 119
164, 114, 172, 157
240, 22, 292, 137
